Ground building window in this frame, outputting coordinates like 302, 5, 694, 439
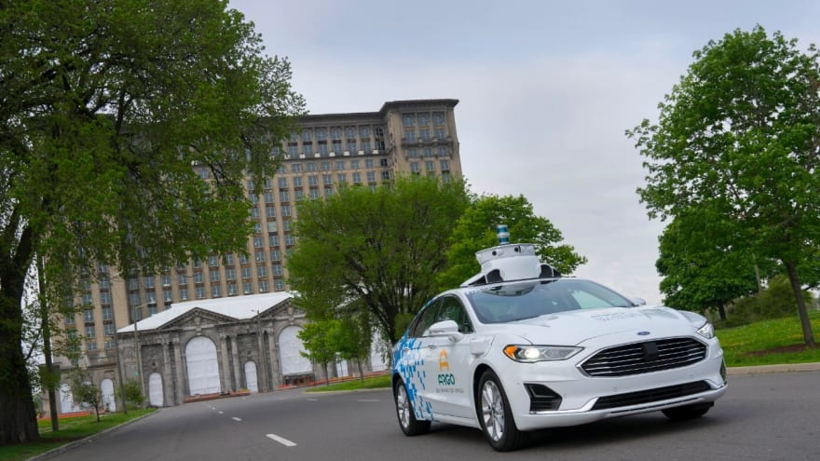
420, 129, 430, 140
243, 282, 253, 294
435, 128, 445, 139
380, 158, 388, 167
337, 173, 347, 183
335, 160, 345, 170
161, 274, 171, 286
374, 126, 384, 137
84, 309, 94, 322
195, 286, 205, 299
102, 308, 113, 321
352, 172, 362, 184
433, 112, 445, 125
382, 171, 391, 180
274, 279, 285, 291
295, 189, 305, 201
254, 237, 263, 248
365, 158, 374, 168
127, 278, 139, 290
285, 234, 296, 246
351, 159, 359, 169
226, 268, 236, 280
180, 287, 189, 300
129, 292, 141, 306
254, 222, 263, 233
87, 341, 97, 351
280, 190, 289, 202
239, 253, 249, 264
99, 291, 112, 306
408, 148, 418, 158
228, 283, 238, 296
331, 127, 341, 140
147, 292, 157, 305
282, 221, 291, 231
418, 113, 430, 125
424, 148, 433, 157
293, 176, 303, 187
303, 143, 313, 155
332, 140, 342, 152
210, 269, 220, 282
163, 289, 172, 303
309, 188, 320, 199
104, 323, 114, 336
278, 177, 288, 188
259, 280, 269, 293
224, 254, 235, 265
269, 234, 280, 246
359, 126, 370, 138
442, 172, 451, 183
345, 126, 356, 138
98, 277, 110, 290
287, 143, 297, 156
266, 205, 276, 218
438, 147, 449, 157
144, 276, 155, 289
426, 161, 435, 171
85, 326, 95, 338
264, 192, 275, 203
271, 249, 281, 261
193, 272, 204, 283
210, 285, 221, 297
250, 193, 259, 204
267, 221, 277, 233
361, 140, 371, 151
256, 250, 265, 263
302, 129, 312, 142
291, 163, 302, 173
281, 205, 291, 217
320, 161, 330, 171
250, 207, 260, 218
402, 114, 415, 126
404, 130, 416, 142
316, 127, 327, 140
346, 141, 356, 153
264, 178, 272, 189
308, 175, 318, 186
318, 142, 328, 155
366, 171, 376, 183
257, 265, 268, 277
242, 267, 252, 279
440, 160, 450, 171
323, 174, 332, 185
410, 162, 420, 173
208, 255, 218, 267
247, 180, 255, 191
273, 264, 283, 276
148, 305, 157, 316
306, 162, 316, 172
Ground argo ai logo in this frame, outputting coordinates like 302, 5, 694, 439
438, 349, 455, 386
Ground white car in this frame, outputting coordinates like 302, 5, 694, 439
392, 242, 727, 451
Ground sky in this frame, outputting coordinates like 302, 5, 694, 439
230, 0, 820, 305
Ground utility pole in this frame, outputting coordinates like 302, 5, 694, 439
109, 304, 128, 414
36, 256, 59, 432
133, 303, 147, 397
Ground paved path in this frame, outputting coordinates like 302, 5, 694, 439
57, 371, 820, 461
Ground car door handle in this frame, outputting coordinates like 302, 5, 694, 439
427, 344, 437, 349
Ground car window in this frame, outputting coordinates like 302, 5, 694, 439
411, 299, 441, 337
437, 296, 474, 333
467, 279, 633, 324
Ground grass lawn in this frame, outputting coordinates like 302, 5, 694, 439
718, 310, 820, 367
0, 408, 155, 461
305, 374, 392, 393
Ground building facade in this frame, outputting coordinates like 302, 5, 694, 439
51, 99, 462, 409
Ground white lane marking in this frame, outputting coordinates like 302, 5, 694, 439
266, 433, 297, 447
218, 411, 224, 414
358, 399, 380, 402
306, 398, 318, 402
232, 417, 242, 422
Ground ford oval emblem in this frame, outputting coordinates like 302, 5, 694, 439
637, 331, 651, 336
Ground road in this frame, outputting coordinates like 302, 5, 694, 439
58, 371, 820, 461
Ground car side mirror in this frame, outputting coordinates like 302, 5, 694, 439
427, 320, 464, 342
631, 297, 647, 306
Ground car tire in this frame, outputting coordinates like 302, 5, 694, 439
662, 402, 713, 421
477, 369, 526, 451
394, 380, 431, 436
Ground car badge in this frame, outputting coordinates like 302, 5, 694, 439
637, 331, 651, 336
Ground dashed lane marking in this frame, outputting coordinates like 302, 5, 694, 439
232, 417, 242, 422
306, 398, 318, 401
266, 433, 297, 447
218, 411, 224, 414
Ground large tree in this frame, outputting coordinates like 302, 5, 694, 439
628, 26, 820, 346
436, 194, 587, 290
288, 176, 470, 342
656, 208, 760, 320
0, 0, 304, 444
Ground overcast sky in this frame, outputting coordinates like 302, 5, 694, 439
230, 0, 820, 305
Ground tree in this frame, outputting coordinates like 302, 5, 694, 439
656, 208, 760, 320
330, 313, 373, 381
288, 176, 470, 342
436, 194, 587, 290
298, 321, 338, 387
69, 369, 102, 422
628, 26, 820, 347
122, 379, 145, 411
0, 0, 304, 444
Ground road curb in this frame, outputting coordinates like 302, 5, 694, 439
27, 410, 158, 461
727, 362, 820, 375
305, 387, 391, 395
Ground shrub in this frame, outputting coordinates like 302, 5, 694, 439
721, 275, 814, 328
122, 379, 145, 410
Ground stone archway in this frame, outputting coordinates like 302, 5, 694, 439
100, 378, 116, 412
244, 361, 258, 393
278, 326, 311, 376
148, 373, 164, 407
185, 336, 221, 395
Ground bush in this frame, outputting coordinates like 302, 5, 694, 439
121, 379, 145, 410
720, 275, 814, 328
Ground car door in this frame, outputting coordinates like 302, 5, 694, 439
398, 299, 442, 421
420, 295, 475, 419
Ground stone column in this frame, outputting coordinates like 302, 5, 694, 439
219, 334, 232, 392
268, 329, 280, 389
173, 339, 185, 404
256, 330, 268, 392
231, 335, 242, 391
162, 340, 172, 407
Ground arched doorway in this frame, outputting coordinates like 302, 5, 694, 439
100, 378, 116, 412
148, 373, 164, 407
278, 326, 311, 376
185, 336, 221, 395
58, 383, 80, 414
369, 330, 389, 372
244, 361, 258, 393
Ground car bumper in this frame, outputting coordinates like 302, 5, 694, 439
493, 336, 727, 431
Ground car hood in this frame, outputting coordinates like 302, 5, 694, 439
484, 306, 699, 345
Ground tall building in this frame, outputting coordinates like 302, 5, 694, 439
50, 99, 462, 408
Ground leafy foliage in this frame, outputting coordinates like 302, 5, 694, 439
288, 176, 471, 341
330, 314, 373, 380
628, 26, 820, 346
656, 208, 759, 319
68, 369, 101, 422
121, 379, 145, 411
725, 276, 815, 327
298, 321, 337, 386
437, 194, 587, 290
0, 0, 304, 444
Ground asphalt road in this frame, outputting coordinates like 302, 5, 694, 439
57, 371, 820, 461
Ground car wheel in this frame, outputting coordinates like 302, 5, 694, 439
478, 369, 525, 451
394, 380, 431, 436
662, 402, 713, 421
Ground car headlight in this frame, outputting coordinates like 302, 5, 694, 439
696, 322, 715, 340
503, 345, 583, 362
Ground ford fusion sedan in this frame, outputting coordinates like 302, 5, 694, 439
392, 242, 726, 451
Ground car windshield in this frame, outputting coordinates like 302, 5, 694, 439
466, 279, 634, 324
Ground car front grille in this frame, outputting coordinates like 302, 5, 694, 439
581, 337, 707, 377
591, 380, 711, 410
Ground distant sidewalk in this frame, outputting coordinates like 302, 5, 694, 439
727, 362, 820, 375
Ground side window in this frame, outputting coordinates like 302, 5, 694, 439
437, 296, 474, 334
411, 300, 441, 337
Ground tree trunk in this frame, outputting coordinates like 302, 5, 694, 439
95, 404, 100, 422
717, 303, 727, 321
784, 260, 816, 348
38, 257, 59, 432
357, 358, 364, 382
323, 362, 329, 387
0, 227, 39, 445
